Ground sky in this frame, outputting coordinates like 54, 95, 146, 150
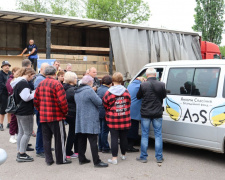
1, 0, 225, 45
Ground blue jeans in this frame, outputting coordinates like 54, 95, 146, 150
35, 108, 44, 154
98, 117, 110, 151
140, 117, 163, 161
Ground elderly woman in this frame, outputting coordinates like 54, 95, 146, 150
103, 72, 131, 165
75, 75, 108, 168
127, 77, 146, 152
63, 72, 79, 159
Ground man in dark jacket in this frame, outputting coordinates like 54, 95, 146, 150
89, 67, 100, 91
97, 75, 112, 153
34, 63, 49, 158
0, 61, 11, 131
136, 68, 166, 164
20, 39, 38, 71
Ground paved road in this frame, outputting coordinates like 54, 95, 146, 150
1, 119, 225, 180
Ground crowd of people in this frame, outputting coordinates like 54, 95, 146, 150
0, 59, 167, 167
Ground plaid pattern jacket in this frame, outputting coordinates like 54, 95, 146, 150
34, 77, 68, 123
103, 89, 131, 130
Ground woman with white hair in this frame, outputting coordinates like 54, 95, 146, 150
63, 72, 79, 159
75, 75, 108, 168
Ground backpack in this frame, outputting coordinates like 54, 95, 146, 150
5, 93, 21, 114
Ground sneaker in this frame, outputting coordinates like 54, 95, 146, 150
66, 156, 71, 159
136, 157, 147, 163
9, 136, 17, 144
127, 147, 139, 153
46, 161, 54, 166
157, 158, 164, 163
70, 153, 78, 159
56, 159, 72, 165
79, 159, 91, 165
94, 161, 108, 168
7, 123, 10, 129
102, 149, 111, 153
0, 124, 4, 131
16, 153, 34, 162
15, 134, 18, 140
121, 155, 126, 160
26, 147, 34, 151
108, 159, 117, 165
36, 152, 45, 158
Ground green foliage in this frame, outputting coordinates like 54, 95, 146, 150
219, 46, 225, 57
17, 0, 150, 24
17, 0, 78, 17
17, 0, 49, 13
192, 0, 224, 45
85, 0, 150, 24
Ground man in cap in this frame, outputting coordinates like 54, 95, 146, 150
0, 61, 12, 131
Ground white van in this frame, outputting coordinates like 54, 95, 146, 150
131, 60, 225, 153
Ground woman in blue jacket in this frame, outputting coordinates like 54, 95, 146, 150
127, 77, 146, 152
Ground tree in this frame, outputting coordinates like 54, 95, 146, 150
85, 0, 150, 24
17, 0, 49, 14
219, 46, 225, 57
192, 0, 224, 45
51, 0, 69, 16
17, 0, 79, 17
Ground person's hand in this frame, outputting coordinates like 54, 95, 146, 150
17, 54, 23, 56
93, 86, 97, 91
25, 54, 30, 57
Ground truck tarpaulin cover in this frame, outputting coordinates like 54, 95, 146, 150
109, 27, 202, 79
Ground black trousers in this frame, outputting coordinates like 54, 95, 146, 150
0, 93, 8, 115
66, 115, 78, 156
77, 133, 101, 165
42, 121, 66, 164
29, 58, 37, 71
110, 129, 128, 157
127, 119, 140, 148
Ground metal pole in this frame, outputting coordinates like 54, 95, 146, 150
46, 19, 51, 59
109, 36, 113, 75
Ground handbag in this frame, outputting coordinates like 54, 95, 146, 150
5, 93, 21, 114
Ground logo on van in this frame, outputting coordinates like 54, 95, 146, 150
165, 98, 182, 121
209, 104, 225, 127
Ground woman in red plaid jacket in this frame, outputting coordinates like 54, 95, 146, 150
103, 72, 131, 165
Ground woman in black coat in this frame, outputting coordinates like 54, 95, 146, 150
63, 72, 78, 159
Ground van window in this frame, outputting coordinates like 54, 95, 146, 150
167, 67, 220, 97
136, 68, 164, 81
166, 68, 195, 95
193, 68, 219, 97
